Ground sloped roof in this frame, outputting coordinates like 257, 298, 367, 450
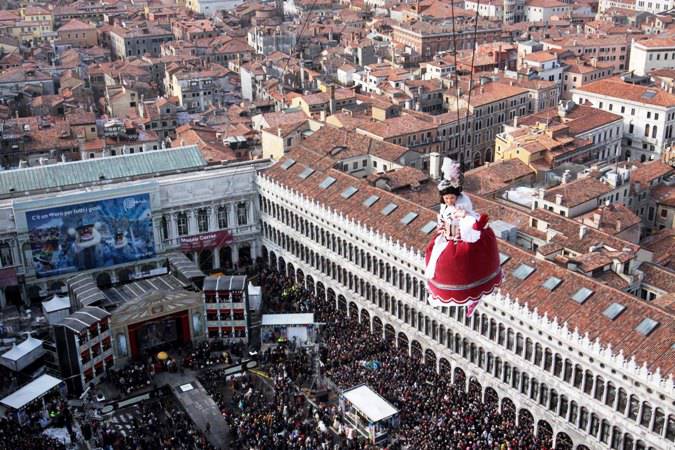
0, 146, 206, 196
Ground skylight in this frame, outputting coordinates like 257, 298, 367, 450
341, 186, 359, 199
571, 287, 594, 304
319, 176, 336, 189
363, 195, 380, 207
602, 303, 626, 320
420, 221, 437, 234
499, 252, 510, 265
280, 159, 296, 170
642, 90, 657, 99
400, 212, 418, 225
298, 167, 314, 179
635, 318, 659, 336
381, 202, 398, 216
542, 276, 562, 291
512, 264, 535, 280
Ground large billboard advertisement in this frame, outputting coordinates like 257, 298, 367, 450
27, 193, 155, 278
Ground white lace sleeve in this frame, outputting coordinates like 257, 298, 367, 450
459, 215, 481, 243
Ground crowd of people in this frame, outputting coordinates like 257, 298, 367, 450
183, 340, 246, 370
0, 393, 75, 450
93, 396, 215, 450
0, 417, 67, 450
108, 362, 153, 396
245, 266, 550, 450
200, 350, 374, 450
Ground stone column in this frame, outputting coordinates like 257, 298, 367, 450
232, 244, 239, 267
229, 203, 237, 229
169, 213, 178, 240
188, 210, 198, 235
208, 206, 217, 231
213, 247, 221, 269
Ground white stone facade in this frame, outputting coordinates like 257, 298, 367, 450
257, 173, 675, 450
1, 160, 264, 303
572, 89, 675, 162
629, 40, 675, 77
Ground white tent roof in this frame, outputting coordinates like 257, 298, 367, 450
1, 336, 43, 362
247, 284, 261, 296
342, 385, 399, 422
0, 374, 62, 410
42, 294, 70, 313
261, 313, 314, 326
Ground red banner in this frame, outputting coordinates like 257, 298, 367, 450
180, 230, 232, 252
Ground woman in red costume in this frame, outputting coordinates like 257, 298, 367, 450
424, 158, 502, 317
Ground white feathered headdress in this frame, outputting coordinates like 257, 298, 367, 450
438, 157, 463, 191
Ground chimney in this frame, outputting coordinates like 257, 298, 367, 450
555, 194, 563, 205
592, 213, 601, 227
579, 225, 588, 240
277, 127, 282, 137
328, 84, 336, 114
429, 152, 441, 179
513, 115, 518, 127
616, 219, 622, 232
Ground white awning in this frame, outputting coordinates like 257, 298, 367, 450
1, 336, 43, 362
42, 294, 70, 313
342, 385, 399, 423
0, 374, 62, 410
261, 313, 314, 326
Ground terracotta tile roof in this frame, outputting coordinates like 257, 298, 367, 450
463, 160, 535, 195
57, 18, 94, 32
543, 176, 613, 207
298, 126, 408, 162
575, 77, 675, 108
640, 262, 675, 292
634, 37, 675, 48
463, 82, 530, 107
630, 160, 674, 186
652, 185, 675, 207
175, 124, 237, 163
526, 0, 568, 7
366, 167, 430, 191
264, 138, 675, 376
519, 104, 622, 135
356, 114, 436, 139
258, 110, 310, 129
642, 228, 675, 268
524, 51, 558, 63
577, 204, 641, 234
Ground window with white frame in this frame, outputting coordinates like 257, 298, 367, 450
237, 202, 248, 226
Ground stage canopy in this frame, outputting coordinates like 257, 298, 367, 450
0, 336, 45, 372
0, 374, 63, 411
261, 313, 314, 327
342, 385, 399, 423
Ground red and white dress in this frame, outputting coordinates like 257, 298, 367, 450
424, 195, 502, 316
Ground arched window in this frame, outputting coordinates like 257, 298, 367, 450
628, 395, 640, 421
640, 403, 652, 428
544, 348, 553, 371
617, 388, 628, 414
525, 338, 533, 361
653, 408, 665, 435
176, 212, 188, 236
579, 406, 588, 430
594, 376, 605, 402
553, 354, 563, 377
600, 419, 611, 443
534, 343, 543, 366
160, 216, 169, 240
